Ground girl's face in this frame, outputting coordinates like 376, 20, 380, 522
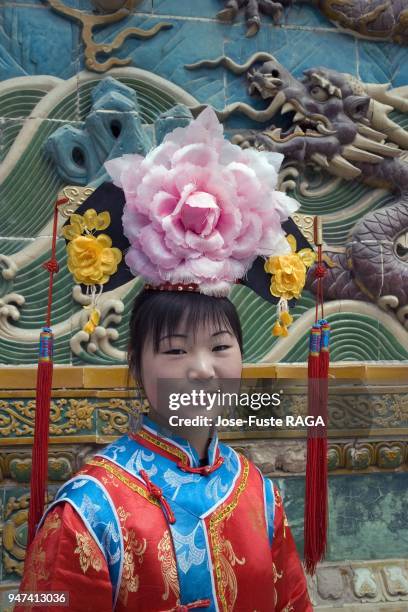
140, 317, 243, 422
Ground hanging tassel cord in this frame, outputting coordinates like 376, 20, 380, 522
304, 217, 330, 576
27, 197, 69, 548
43, 199, 68, 326
314, 244, 326, 323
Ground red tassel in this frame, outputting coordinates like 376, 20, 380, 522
304, 324, 322, 574
304, 219, 330, 575
304, 321, 330, 575
26, 197, 67, 549
317, 321, 330, 562
27, 330, 53, 546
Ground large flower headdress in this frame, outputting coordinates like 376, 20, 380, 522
105, 107, 300, 296
62, 106, 315, 333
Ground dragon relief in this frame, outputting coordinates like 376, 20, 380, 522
216, 0, 408, 44
187, 53, 408, 327
42, 0, 172, 73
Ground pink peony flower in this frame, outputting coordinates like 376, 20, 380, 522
105, 107, 298, 295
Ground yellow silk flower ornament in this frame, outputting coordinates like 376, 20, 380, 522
265, 234, 316, 336
62, 209, 122, 334
83, 308, 101, 335
66, 233, 122, 285
62, 209, 122, 285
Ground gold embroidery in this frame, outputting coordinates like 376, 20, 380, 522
274, 486, 283, 507
23, 512, 61, 594
209, 454, 249, 612
272, 561, 283, 608
218, 537, 245, 609
158, 530, 180, 601
282, 604, 295, 612
117, 505, 147, 606
283, 512, 289, 539
117, 506, 131, 523
86, 457, 160, 507
272, 493, 289, 610
118, 531, 147, 605
272, 561, 283, 583
100, 472, 119, 488
74, 531, 103, 573
137, 429, 188, 465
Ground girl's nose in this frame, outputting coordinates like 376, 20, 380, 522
187, 354, 216, 381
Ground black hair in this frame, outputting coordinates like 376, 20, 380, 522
128, 289, 243, 382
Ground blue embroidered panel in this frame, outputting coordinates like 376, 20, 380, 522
263, 476, 276, 547
143, 415, 217, 469
169, 511, 215, 610
97, 433, 240, 518
38, 475, 124, 609
95, 433, 243, 610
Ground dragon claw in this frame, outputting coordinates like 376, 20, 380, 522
218, 0, 285, 33
246, 16, 261, 37
217, 7, 238, 22
272, 6, 283, 24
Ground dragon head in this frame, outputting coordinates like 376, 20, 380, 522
245, 58, 406, 181
185, 53, 408, 317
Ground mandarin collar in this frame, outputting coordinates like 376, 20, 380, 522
133, 415, 220, 469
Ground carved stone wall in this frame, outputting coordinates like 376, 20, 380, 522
1, 1, 408, 365
1, 366, 408, 608
1, 1, 408, 609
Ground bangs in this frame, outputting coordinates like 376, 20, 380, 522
150, 293, 239, 353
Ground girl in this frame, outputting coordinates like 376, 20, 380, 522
18, 107, 314, 611
18, 289, 312, 611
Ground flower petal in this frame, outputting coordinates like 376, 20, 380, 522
96, 234, 112, 248
95, 211, 111, 231
125, 246, 161, 284
298, 248, 316, 267
184, 229, 224, 253
138, 225, 181, 270
286, 234, 297, 253
83, 209, 98, 231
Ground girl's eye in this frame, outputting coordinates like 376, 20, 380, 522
162, 349, 186, 355
213, 345, 231, 352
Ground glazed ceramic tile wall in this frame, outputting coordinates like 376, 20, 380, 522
1, 4, 408, 608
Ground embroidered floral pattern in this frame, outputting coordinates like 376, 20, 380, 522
87, 458, 160, 506
117, 505, 147, 606
100, 471, 119, 488
158, 530, 180, 601
74, 531, 103, 574
272, 561, 284, 608
22, 511, 61, 594
209, 455, 249, 611
218, 535, 246, 610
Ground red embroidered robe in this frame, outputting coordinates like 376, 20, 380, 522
18, 418, 313, 612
